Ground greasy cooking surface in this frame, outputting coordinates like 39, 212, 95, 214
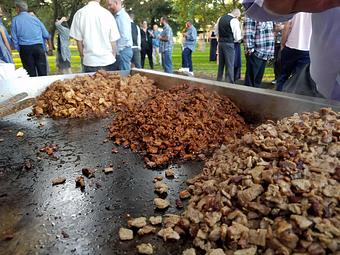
0, 110, 203, 255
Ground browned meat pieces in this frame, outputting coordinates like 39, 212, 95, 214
136, 243, 154, 254
109, 85, 248, 168
164, 109, 340, 254
81, 168, 95, 178
154, 198, 170, 210
119, 228, 133, 241
75, 176, 85, 190
33, 71, 158, 119
40, 144, 58, 156
52, 177, 66, 186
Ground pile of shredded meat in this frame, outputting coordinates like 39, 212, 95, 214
123, 108, 339, 254
109, 85, 248, 168
33, 71, 158, 118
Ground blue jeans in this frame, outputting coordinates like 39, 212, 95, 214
182, 47, 193, 71
161, 50, 173, 73
276, 46, 310, 91
114, 47, 133, 71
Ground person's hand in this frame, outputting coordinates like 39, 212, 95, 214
47, 49, 53, 56
245, 49, 253, 57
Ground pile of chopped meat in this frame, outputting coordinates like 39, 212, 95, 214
33, 71, 158, 118
109, 85, 248, 168
169, 108, 339, 254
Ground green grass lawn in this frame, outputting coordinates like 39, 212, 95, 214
12, 43, 274, 81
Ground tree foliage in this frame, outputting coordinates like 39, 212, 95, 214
1, 0, 242, 36
173, 0, 242, 31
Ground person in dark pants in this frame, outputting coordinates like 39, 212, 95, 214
140, 21, 153, 69
209, 31, 218, 62
272, 23, 284, 84
178, 21, 197, 76
243, 15, 274, 87
215, 9, 242, 83
276, 13, 312, 91
11, 0, 52, 77
129, 13, 141, 68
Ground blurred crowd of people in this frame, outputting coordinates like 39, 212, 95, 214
0, 0, 339, 100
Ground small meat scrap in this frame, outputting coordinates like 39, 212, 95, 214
207, 249, 225, 255
237, 184, 264, 205
52, 177, 66, 186
154, 181, 168, 194
291, 179, 311, 192
0, 138, 4, 142
149, 216, 162, 225
163, 214, 181, 228
182, 248, 196, 255
248, 229, 267, 246
119, 228, 133, 241
128, 217, 147, 228
154, 198, 170, 210
82, 168, 95, 178
40, 144, 57, 156
157, 227, 180, 241
16, 131, 24, 138
112, 148, 119, 154
103, 167, 114, 174
234, 247, 257, 255
153, 176, 163, 183
136, 243, 153, 255
137, 225, 157, 236
179, 190, 191, 200
75, 176, 85, 189
290, 215, 313, 229
165, 168, 175, 178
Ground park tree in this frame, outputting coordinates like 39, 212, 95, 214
172, 0, 242, 31
123, 0, 174, 28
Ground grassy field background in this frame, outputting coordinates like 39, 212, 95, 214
12, 43, 275, 81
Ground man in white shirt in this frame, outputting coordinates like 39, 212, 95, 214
215, 9, 242, 83
70, 0, 120, 73
276, 12, 312, 91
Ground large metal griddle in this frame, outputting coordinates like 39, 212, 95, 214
0, 70, 339, 255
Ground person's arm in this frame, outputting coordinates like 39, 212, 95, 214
280, 21, 291, 49
214, 18, 220, 38
10, 19, 19, 51
243, 17, 256, 55
230, 18, 242, 42
137, 26, 141, 49
76, 40, 84, 59
0, 28, 11, 53
111, 41, 117, 57
184, 28, 195, 41
159, 28, 169, 42
263, 0, 340, 14
38, 19, 53, 54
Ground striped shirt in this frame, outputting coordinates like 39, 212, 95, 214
243, 15, 274, 60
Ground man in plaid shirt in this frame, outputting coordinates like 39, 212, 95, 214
243, 15, 274, 87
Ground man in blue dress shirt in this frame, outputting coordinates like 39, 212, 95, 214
179, 21, 197, 76
108, 0, 133, 71
11, 0, 52, 77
